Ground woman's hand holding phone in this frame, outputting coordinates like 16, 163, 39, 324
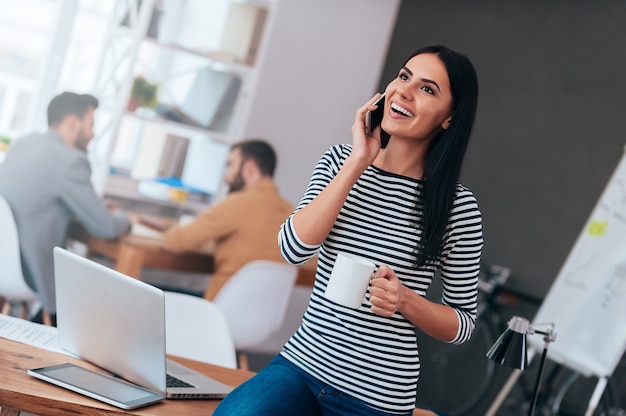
351, 93, 386, 167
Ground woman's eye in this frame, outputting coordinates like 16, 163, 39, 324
421, 85, 434, 95
399, 72, 409, 81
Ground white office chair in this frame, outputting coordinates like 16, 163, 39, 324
0, 194, 45, 322
163, 291, 237, 369
213, 260, 298, 369
250, 285, 312, 355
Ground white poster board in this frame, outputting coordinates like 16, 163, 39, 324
529, 147, 626, 378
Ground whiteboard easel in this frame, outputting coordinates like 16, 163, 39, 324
487, 146, 626, 415
585, 377, 609, 416
486, 364, 608, 416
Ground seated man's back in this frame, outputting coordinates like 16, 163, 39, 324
0, 92, 130, 316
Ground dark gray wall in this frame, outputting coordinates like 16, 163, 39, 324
380, 0, 626, 300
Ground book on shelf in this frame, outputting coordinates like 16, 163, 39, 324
131, 132, 189, 180
218, 2, 268, 66
157, 134, 190, 178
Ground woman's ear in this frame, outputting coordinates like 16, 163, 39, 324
442, 115, 453, 130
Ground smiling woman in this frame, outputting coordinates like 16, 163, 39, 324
213, 45, 483, 416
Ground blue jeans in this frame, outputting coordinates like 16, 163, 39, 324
213, 355, 413, 416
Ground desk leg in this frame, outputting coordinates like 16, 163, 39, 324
0, 406, 21, 416
115, 245, 145, 278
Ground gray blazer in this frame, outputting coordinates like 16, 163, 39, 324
0, 130, 131, 313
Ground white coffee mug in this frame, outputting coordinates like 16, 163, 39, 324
325, 253, 375, 308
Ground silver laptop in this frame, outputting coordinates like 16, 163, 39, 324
53, 246, 233, 399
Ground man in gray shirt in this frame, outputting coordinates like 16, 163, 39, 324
0, 92, 131, 321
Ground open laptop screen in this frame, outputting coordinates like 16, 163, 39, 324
54, 247, 167, 394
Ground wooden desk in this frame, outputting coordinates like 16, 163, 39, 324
67, 218, 214, 279
0, 338, 254, 416
68, 215, 317, 287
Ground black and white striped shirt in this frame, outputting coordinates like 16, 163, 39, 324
279, 144, 483, 414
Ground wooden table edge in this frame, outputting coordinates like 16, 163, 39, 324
0, 338, 254, 416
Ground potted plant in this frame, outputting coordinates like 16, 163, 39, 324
0, 135, 11, 152
128, 75, 159, 111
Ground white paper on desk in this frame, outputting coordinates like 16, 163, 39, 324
0, 314, 74, 356
131, 222, 164, 239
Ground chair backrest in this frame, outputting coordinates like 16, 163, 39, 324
163, 291, 237, 369
213, 260, 298, 351
250, 285, 312, 355
0, 194, 38, 301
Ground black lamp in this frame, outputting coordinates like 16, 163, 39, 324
486, 316, 556, 416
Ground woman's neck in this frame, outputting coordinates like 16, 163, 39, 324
373, 139, 428, 179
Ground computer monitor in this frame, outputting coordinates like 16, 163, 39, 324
180, 138, 229, 196
179, 66, 242, 133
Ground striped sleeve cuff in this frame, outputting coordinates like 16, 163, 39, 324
278, 215, 320, 264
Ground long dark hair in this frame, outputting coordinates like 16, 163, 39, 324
405, 45, 479, 268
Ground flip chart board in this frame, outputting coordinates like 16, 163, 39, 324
528, 148, 626, 378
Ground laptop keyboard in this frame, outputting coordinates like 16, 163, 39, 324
166, 374, 195, 388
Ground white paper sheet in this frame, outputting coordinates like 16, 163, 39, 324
0, 314, 73, 356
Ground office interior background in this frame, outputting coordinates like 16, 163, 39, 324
1, 0, 625, 414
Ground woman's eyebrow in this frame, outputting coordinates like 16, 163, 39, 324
402, 66, 442, 92
422, 78, 441, 92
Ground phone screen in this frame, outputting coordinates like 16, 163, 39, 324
365, 93, 385, 136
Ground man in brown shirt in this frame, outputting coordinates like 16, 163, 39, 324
163, 139, 294, 300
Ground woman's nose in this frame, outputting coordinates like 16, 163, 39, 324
395, 87, 408, 100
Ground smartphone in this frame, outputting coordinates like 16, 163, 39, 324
365, 93, 385, 136
28, 363, 164, 410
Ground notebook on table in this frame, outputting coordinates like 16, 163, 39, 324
51, 246, 233, 399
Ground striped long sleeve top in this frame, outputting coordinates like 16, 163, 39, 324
278, 144, 483, 414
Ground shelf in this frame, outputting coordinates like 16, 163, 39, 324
140, 37, 254, 78
123, 109, 230, 142
104, 174, 212, 216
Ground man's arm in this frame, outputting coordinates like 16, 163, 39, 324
163, 195, 240, 252
61, 156, 131, 239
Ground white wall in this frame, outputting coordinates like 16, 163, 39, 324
242, 0, 400, 204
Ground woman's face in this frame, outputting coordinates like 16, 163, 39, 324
381, 53, 454, 143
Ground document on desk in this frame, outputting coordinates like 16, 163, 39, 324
0, 314, 72, 356
132, 222, 165, 238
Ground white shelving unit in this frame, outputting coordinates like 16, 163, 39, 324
90, 0, 272, 215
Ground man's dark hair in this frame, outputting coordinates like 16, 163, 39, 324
47, 92, 99, 127
232, 139, 277, 177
